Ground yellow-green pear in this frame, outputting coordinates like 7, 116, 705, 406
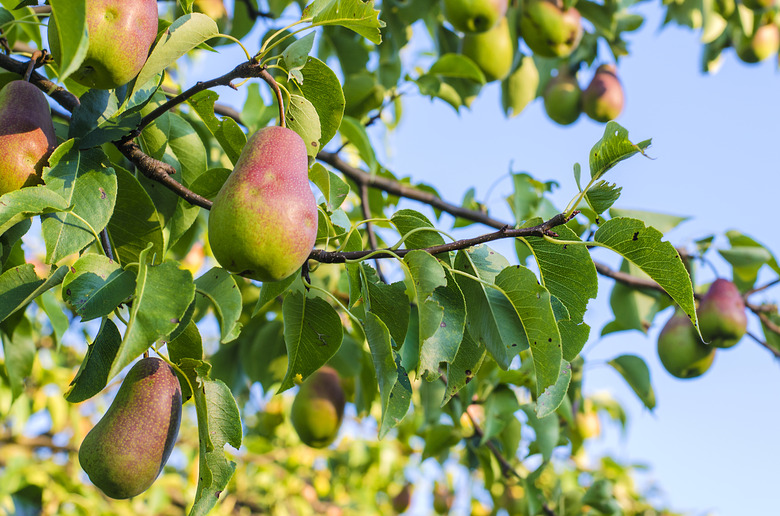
78, 357, 182, 499
290, 366, 346, 448
657, 311, 715, 379
0, 81, 56, 195
208, 126, 318, 282
733, 23, 780, 63
501, 55, 540, 117
442, 0, 508, 33
519, 0, 583, 58
543, 70, 581, 125
48, 0, 159, 89
462, 17, 514, 82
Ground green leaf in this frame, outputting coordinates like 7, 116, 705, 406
282, 31, 315, 77
443, 330, 486, 405
108, 246, 195, 380
428, 53, 486, 83
558, 319, 590, 362
519, 223, 598, 323
240, 318, 288, 392
453, 245, 529, 370
286, 94, 322, 159
480, 385, 520, 444
190, 374, 242, 516
584, 180, 622, 215
364, 312, 412, 438
189, 167, 231, 201
278, 290, 344, 392
309, 0, 385, 44
0, 264, 43, 323
1, 314, 33, 400
495, 265, 562, 397
521, 404, 559, 462
37, 290, 69, 348
253, 273, 298, 315
194, 267, 243, 343
62, 254, 136, 322
105, 166, 165, 266
295, 57, 345, 149
64, 319, 121, 403
392, 209, 445, 250
0, 187, 69, 235
0, 265, 67, 327
593, 217, 698, 330
188, 90, 247, 165
133, 13, 219, 97
582, 479, 621, 514
49, 0, 88, 83
608, 354, 656, 410
601, 259, 668, 336
589, 122, 651, 180
536, 359, 572, 417
166, 112, 208, 186
41, 142, 117, 263
309, 162, 350, 211
168, 321, 203, 402
338, 115, 377, 172
360, 264, 409, 347
608, 208, 690, 234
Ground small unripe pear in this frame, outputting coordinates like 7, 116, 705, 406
48, 0, 159, 89
462, 17, 514, 82
657, 311, 715, 379
0, 81, 56, 195
78, 357, 182, 499
501, 55, 540, 117
697, 279, 747, 348
543, 71, 581, 125
442, 0, 508, 33
290, 366, 346, 448
519, 0, 583, 58
733, 23, 780, 64
208, 126, 318, 282
582, 64, 625, 123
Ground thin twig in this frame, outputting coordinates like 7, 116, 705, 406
236, 0, 274, 19
746, 278, 780, 297
360, 184, 387, 282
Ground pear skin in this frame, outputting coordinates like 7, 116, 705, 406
462, 17, 514, 82
502, 55, 540, 117
48, 0, 159, 89
442, 0, 508, 33
519, 0, 583, 58
733, 24, 780, 64
0, 81, 56, 195
657, 311, 715, 379
208, 126, 317, 282
290, 366, 346, 448
582, 64, 625, 123
78, 357, 182, 499
697, 279, 747, 348
543, 71, 582, 125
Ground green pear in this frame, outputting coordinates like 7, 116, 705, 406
0, 81, 56, 195
462, 17, 514, 82
442, 0, 508, 33
741, 0, 776, 10
208, 126, 318, 282
657, 311, 715, 379
432, 484, 454, 514
519, 0, 583, 58
48, 0, 159, 89
543, 70, 581, 125
582, 64, 625, 123
501, 55, 540, 117
391, 483, 412, 513
79, 357, 182, 499
290, 366, 346, 448
697, 279, 747, 348
343, 72, 386, 120
733, 23, 780, 64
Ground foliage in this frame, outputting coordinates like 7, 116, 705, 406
0, 0, 778, 514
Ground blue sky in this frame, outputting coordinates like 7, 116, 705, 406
111, 3, 780, 514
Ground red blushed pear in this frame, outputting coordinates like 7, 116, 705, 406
208, 126, 317, 282
48, 0, 159, 89
582, 64, 625, 123
697, 279, 747, 348
442, 0, 508, 33
290, 367, 346, 448
657, 311, 716, 379
0, 81, 56, 196
519, 0, 583, 58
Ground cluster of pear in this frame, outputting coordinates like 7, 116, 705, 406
711, 0, 780, 64
78, 358, 183, 499
290, 366, 347, 448
657, 279, 747, 379
543, 64, 625, 125
48, 0, 159, 90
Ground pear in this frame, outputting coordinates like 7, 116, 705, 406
391, 483, 412, 513
442, 0, 508, 33
697, 279, 747, 348
208, 126, 318, 282
0, 81, 56, 195
432, 484, 454, 514
78, 357, 182, 499
543, 70, 581, 125
657, 311, 716, 379
48, 0, 159, 89
290, 366, 346, 448
582, 64, 625, 123
741, 0, 776, 9
462, 17, 514, 82
501, 55, 540, 117
519, 0, 583, 58
733, 23, 780, 64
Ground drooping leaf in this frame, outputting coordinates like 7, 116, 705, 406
593, 217, 698, 330
309, 162, 350, 211
168, 321, 204, 403
443, 330, 486, 405
49, 0, 88, 82
240, 318, 288, 392
521, 404, 560, 462
64, 319, 121, 403
480, 385, 520, 444
536, 359, 572, 417
62, 253, 136, 322
194, 267, 243, 343
0, 264, 43, 323
584, 180, 622, 215
286, 94, 321, 158
309, 0, 385, 44
360, 263, 409, 346
278, 290, 344, 392
608, 354, 656, 410
295, 57, 345, 149
589, 121, 651, 180
1, 313, 34, 400
0, 187, 69, 235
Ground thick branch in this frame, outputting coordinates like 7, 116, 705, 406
0, 53, 79, 111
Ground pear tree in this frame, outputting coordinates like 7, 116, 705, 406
0, 0, 778, 515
